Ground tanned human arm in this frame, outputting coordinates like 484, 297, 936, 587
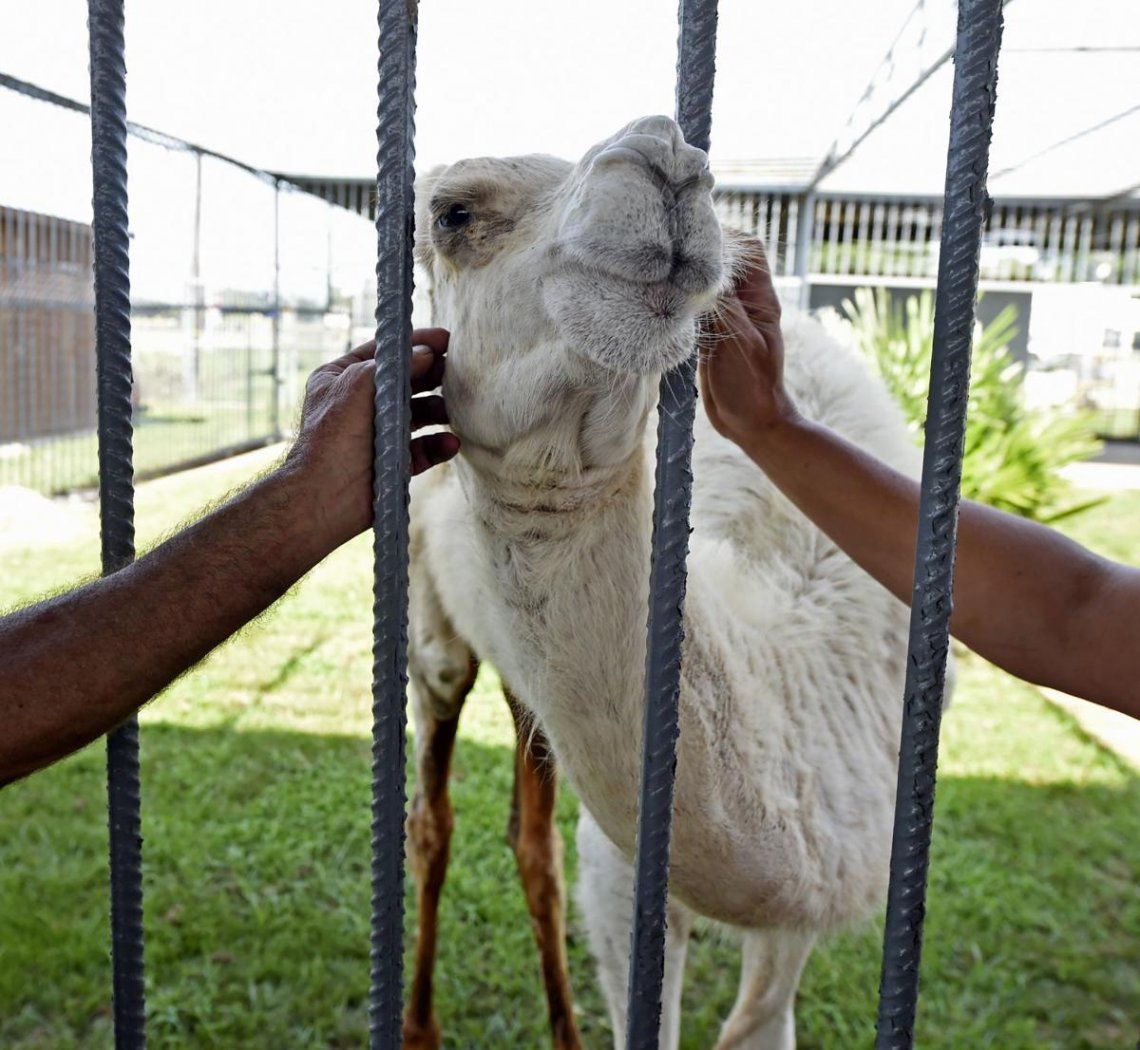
699, 244, 1139, 717
0, 333, 458, 785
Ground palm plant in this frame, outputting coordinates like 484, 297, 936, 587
836, 287, 1102, 523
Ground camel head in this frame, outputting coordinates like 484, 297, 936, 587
416, 115, 727, 481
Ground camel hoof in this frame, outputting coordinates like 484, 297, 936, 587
402, 1016, 441, 1050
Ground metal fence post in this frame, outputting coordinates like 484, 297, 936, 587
271, 177, 282, 439
189, 149, 203, 405
369, 0, 418, 1044
88, 0, 146, 1045
793, 190, 816, 309
624, 1, 718, 1046
874, 1, 1005, 1046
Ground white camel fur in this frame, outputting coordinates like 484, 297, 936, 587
407, 115, 926, 1049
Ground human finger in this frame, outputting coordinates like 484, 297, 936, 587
410, 432, 460, 475
734, 260, 781, 330
708, 290, 753, 340
322, 340, 377, 376
410, 327, 450, 354
411, 394, 449, 430
410, 345, 447, 393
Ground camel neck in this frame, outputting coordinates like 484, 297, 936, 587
456, 444, 649, 530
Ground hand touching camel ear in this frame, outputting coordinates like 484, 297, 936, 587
699, 235, 800, 453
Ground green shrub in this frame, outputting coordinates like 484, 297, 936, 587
835, 287, 1102, 523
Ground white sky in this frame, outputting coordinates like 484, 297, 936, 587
0, 0, 1136, 295
3, 0, 1134, 181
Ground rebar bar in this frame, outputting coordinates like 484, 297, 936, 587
88, 0, 146, 1045
624, 1, 718, 1046
874, 1, 1005, 1046
369, 0, 419, 1045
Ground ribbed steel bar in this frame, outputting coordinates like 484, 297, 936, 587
624, 1, 718, 1046
88, 0, 146, 1045
874, 1, 1004, 1046
369, 0, 418, 1044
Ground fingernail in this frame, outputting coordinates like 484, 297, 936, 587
412, 345, 433, 357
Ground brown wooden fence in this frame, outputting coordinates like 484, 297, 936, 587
0, 206, 96, 443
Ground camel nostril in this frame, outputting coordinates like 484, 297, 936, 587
593, 145, 654, 171
593, 136, 710, 196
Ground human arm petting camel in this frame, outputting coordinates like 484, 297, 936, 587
0, 334, 459, 787
699, 246, 1140, 719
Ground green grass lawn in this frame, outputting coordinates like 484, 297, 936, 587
1, 451, 1137, 1048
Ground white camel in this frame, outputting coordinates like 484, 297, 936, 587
405, 115, 927, 1049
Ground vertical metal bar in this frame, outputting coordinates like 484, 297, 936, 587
1062, 212, 1079, 282
927, 202, 943, 280
1, 209, 10, 480
770, 193, 784, 271
1122, 213, 1138, 286
838, 199, 850, 274
624, 2, 717, 1047
68, 217, 79, 489
1108, 211, 1124, 283
784, 196, 799, 278
1018, 205, 1032, 281
1047, 208, 1063, 280
825, 199, 839, 272
245, 319, 254, 440
904, 202, 921, 278
1031, 205, 1048, 282
16, 207, 27, 450
190, 150, 203, 405
839, 198, 857, 274
271, 178, 282, 439
886, 201, 902, 277
28, 213, 39, 446
990, 200, 1005, 280
872, 201, 887, 275
793, 192, 815, 308
88, 0, 146, 1045
874, 1, 1003, 1046
370, 0, 417, 1044
49, 214, 59, 491
856, 200, 871, 274
1076, 213, 1093, 282
1006, 204, 1021, 280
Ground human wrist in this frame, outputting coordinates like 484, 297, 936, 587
725, 388, 802, 460
264, 458, 354, 572
736, 403, 811, 469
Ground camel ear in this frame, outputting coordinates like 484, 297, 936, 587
414, 164, 449, 264
414, 164, 448, 214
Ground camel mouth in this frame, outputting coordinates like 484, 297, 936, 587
553, 233, 721, 295
558, 258, 716, 314
543, 262, 703, 375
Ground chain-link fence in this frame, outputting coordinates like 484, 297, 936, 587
0, 82, 376, 495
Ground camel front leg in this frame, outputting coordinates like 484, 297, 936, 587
576, 807, 692, 1050
715, 928, 816, 1050
505, 691, 582, 1050
403, 658, 478, 1050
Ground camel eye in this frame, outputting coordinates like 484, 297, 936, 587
437, 203, 472, 229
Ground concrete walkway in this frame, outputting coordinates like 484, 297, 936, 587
1060, 439, 1140, 491
1043, 689, 1140, 770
